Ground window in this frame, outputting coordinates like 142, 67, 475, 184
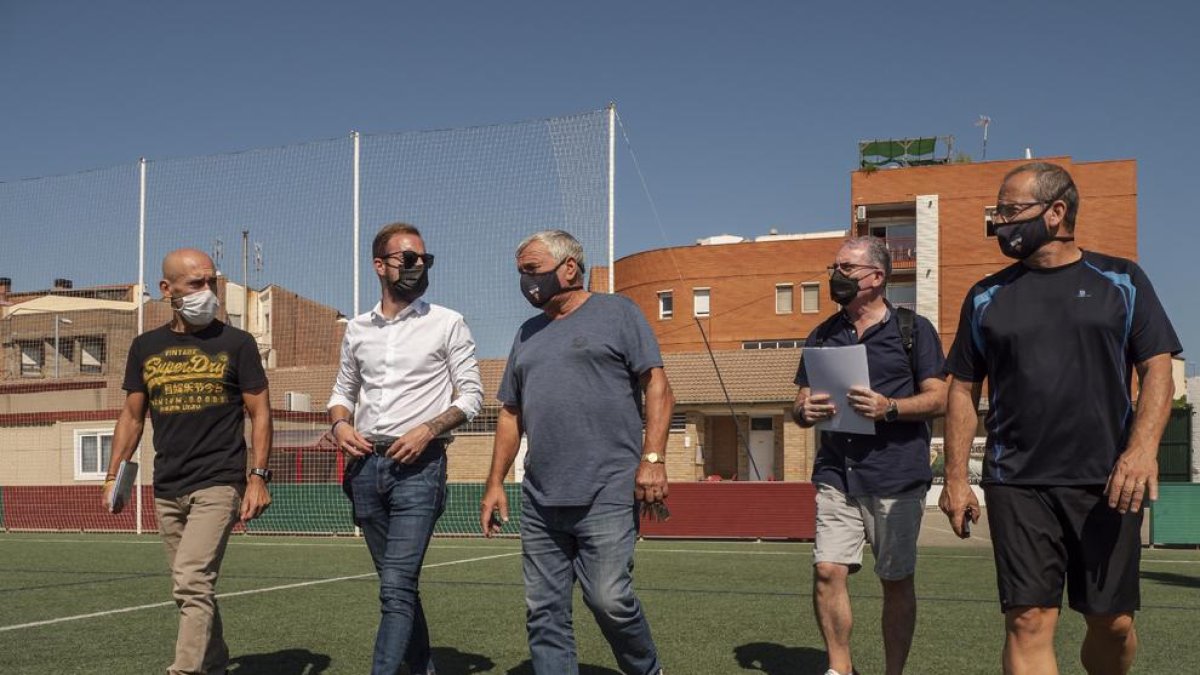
18, 340, 43, 377
693, 288, 711, 317
742, 339, 801, 350
79, 336, 106, 375
670, 413, 687, 432
886, 282, 916, 311
657, 291, 673, 320
801, 283, 820, 313
775, 284, 793, 314
985, 206, 997, 237
75, 429, 114, 480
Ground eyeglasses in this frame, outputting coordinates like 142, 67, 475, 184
827, 262, 879, 276
992, 201, 1052, 222
381, 250, 435, 270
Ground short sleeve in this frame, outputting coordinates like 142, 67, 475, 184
122, 335, 146, 393
914, 315, 946, 382
1128, 263, 1182, 364
620, 299, 664, 375
944, 288, 987, 382
496, 337, 522, 407
237, 334, 268, 391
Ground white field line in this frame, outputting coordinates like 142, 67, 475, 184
0, 551, 518, 633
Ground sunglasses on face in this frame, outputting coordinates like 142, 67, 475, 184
381, 250, 435, 270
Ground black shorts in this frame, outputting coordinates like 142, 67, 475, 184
984, 484, 1142, 615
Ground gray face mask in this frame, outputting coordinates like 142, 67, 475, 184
174, 288, 220, 327
391, 267, 429, 302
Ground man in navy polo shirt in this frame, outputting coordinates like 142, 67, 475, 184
940, 162, 1181, 675
793, 236, 947, 675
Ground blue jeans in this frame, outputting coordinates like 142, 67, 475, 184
345, 445, 447, 675
521, 499, 661, 675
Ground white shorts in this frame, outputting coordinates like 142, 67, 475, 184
813, 482, 926, 580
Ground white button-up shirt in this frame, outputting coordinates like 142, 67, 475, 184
328, 299, 483, 439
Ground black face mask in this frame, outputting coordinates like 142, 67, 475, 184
391, 267, 428, 302
995, 208, 1074, 260
828, 269, 864, 306
520, 259, 576, 308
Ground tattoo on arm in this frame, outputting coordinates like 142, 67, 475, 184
424, 407, 468, 437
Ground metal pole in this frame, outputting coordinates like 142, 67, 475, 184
136, 157, 147, 535
351, 130, 362, 539
242, 230, 249, 328
607, 103, 616, 294
352, 131, 361, 316
53, 315, 60, 378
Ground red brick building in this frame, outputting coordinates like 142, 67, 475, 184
616, 155, 1138, 354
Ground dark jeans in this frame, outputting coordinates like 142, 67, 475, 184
521, 499, 661, 675
345, 442, 447, 675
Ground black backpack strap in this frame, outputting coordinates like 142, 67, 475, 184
811, 312, 843, 348
895, 306, 918, 384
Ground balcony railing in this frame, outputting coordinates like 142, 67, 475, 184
886, 236, 916, 264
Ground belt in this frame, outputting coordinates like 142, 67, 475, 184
369, 436, 449, 454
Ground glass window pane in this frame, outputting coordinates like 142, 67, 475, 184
693, 289, 710, 316
775, 285, 793, 313
101, 435, 113, 471
801, 284, 820, 313
80, 435, 98, 474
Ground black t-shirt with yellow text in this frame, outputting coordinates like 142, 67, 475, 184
123, 321, 267, 498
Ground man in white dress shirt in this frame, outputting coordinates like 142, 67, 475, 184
328, 222, 483, 675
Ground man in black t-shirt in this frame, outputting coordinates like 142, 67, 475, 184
103, 248, 273, 675
941, 163, 1181, 675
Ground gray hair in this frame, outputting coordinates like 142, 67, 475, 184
843, 236, 892, 281
516, 229, 587, 276
1003, 161, 1079, 230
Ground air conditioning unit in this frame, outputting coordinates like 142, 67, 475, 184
855, 205, 868, 224
283, 391, 311, 412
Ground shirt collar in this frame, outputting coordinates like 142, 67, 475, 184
370, 298, 429, 325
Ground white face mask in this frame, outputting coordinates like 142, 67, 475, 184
174, 288, 220, 327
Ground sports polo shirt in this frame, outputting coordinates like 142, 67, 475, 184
945, 251, 1181, 486
795, 303, 945, 497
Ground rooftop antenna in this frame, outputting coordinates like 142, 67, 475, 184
212, 238, 224, 273
253, 242, 264, 285
975, 115, 992, 160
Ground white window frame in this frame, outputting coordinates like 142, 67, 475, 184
800, 282, 820, 314
657, 290, 674, 320
775, 283, 794, 314
74, 428, 115, 481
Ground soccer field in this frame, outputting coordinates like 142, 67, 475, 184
2, 531, 1198, 674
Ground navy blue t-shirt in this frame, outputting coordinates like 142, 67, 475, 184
498, 294, 664, 507
795, 305, 945, 497
945, 251, 1182, 486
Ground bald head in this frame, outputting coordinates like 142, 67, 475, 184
162, 248, 215, 282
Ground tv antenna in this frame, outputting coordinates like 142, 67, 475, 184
975, 115, 992, 160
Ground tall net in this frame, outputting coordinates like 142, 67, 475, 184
0, 109, 611, 536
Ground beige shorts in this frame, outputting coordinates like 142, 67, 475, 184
813, 482, 926, 580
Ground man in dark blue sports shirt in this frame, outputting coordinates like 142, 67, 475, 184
940, 162, 1181, 675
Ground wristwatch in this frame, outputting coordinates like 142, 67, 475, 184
249, 467, 273, 484
884, 399, 899, 422
641, 452, 665, 464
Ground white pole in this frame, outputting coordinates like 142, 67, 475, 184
53, 316, 60, 378
607, 103, 616, 294
136, 157, 147, 535
351, 131, 361, 539
352, 131, 361, 316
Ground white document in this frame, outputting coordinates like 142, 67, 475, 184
803, 345, 876, 436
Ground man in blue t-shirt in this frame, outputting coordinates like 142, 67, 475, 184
793, 236, 947, 675
480, 229, 674, 675
941, 162, 1181, 675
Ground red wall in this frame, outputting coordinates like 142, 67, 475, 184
640, 482, 816, 540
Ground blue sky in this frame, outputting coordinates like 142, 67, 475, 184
2, 1, 1196, 367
